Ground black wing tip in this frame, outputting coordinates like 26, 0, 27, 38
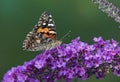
41, 11, 52, 17
43, 11, 51, 14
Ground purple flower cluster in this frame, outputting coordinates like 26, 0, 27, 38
92, 0, 120, 24
2, 37, 120, 82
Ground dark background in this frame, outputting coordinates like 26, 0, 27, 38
0, 0, 120, 81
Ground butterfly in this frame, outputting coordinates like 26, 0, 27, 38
23, 11, 62, 51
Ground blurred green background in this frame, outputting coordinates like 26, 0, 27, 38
0, 0, 120, 81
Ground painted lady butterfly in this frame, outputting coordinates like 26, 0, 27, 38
23, 11, 62, 51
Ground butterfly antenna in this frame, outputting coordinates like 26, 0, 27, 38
60, 30, 71, 41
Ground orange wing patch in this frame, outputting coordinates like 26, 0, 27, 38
43, 32, 55, 39
37, 27, 50, 33
37, 27, 56, 39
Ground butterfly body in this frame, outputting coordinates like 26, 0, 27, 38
23, 11, 62, 51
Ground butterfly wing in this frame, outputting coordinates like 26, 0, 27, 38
23, 11, 58, 51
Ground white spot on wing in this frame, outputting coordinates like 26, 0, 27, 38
36, 39, 41, 43
49, 31, 56, 34
43, 23, 46, 25
49, 15, 52, 18
49, 19, 52, 22
48, 24, 54, 26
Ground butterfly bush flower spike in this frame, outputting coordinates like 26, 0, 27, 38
92, 0, 120, 25
2, 37, 120, 82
